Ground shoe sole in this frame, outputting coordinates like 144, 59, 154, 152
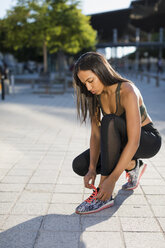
75, 200, 114, 215
123, 163, 147, 190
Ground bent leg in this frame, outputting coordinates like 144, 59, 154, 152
100, 114, 127, 176
101, 117, 161, 176
123, 123, 161, 190
133, 123, 161, 159
72, 149, 101, 176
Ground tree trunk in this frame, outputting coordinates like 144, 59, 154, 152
57, 50, 66, 78
43, 40, 48, 74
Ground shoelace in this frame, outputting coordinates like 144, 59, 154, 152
126, 172, 132, 183
85, 185, 98, 203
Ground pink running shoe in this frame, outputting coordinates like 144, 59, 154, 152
75, 185, 114, 215
122, 160, 147, 190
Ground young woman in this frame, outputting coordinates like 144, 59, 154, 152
72, 52, 161, 215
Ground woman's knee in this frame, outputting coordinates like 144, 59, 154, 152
72, 155, 88, 176
72, 156, 81, 175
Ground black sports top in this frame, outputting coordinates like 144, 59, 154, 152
97, 82, 148, 123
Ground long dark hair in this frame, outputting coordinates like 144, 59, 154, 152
73, 51, 128, 123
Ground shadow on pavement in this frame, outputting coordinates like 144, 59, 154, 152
0, 189, 133, 248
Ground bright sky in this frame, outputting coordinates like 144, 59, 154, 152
0, 0, 16, 18
0, 0, 132, 18
82, 0, 132, 15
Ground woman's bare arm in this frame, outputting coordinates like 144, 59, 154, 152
109, 84, 141, 181
89, 117, 101, 170
84, 116, 100, 188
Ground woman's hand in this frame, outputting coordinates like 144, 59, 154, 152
97, 176, 116, 201
84, 168, 96, 189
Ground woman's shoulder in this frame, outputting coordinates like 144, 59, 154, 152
120, 81, 137, 95
120, 81, 140, 103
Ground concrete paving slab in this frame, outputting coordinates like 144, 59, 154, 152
0, 169, 8, 180
124, 232, 165, 248
0, 215, 8, 229
146, 195, 165, 205
82, 232, 124, 248
120, 217, 161, 232
56, 176, 84, 185
34, 231, 80, 248
51, 193, 83, 204
1, 176, 29, 184
54, 184, 84, 193
29, 176, 57, 184
17, 191, 52, 203
140, 178, 165, 186
41, 214, 80, 232
0, 228, 38, 248
11, 203, 49, 215
0, 203, 13, 215
47, 203, 78, 215
33, 170, 59, 177
0, 183, 25, 192
0, 192, 19, 202
152, 206, 165, 217
25, 183, 54, 192
142, 167, 162, 179
142, 185, 165, 195
14, 163, 40, 170
117, 205, 154, 217
115, 184, 144, 194
81, 216, 121, 232
157, 218, 165, 232
7, 169, 34, 176
115, 194, 147, 205
2, 215, 43, 230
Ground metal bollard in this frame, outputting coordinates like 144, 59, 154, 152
1, 76, 5, 100
10, 74, 15, 94
156, 75, 160, 87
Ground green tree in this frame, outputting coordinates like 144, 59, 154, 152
0, 19, 8, 53
1, 0, 97, 73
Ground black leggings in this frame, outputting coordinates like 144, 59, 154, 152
72, 114, 162, 176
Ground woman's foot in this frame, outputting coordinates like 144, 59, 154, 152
75, 185, 114, 215
122, 160, 147, 190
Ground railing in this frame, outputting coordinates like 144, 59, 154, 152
136, 72, 165, 87
13, 72, 74, 94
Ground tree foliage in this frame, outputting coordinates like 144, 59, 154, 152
0, 0, 97, 65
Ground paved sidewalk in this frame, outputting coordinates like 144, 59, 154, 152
0, 74, 165, 248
